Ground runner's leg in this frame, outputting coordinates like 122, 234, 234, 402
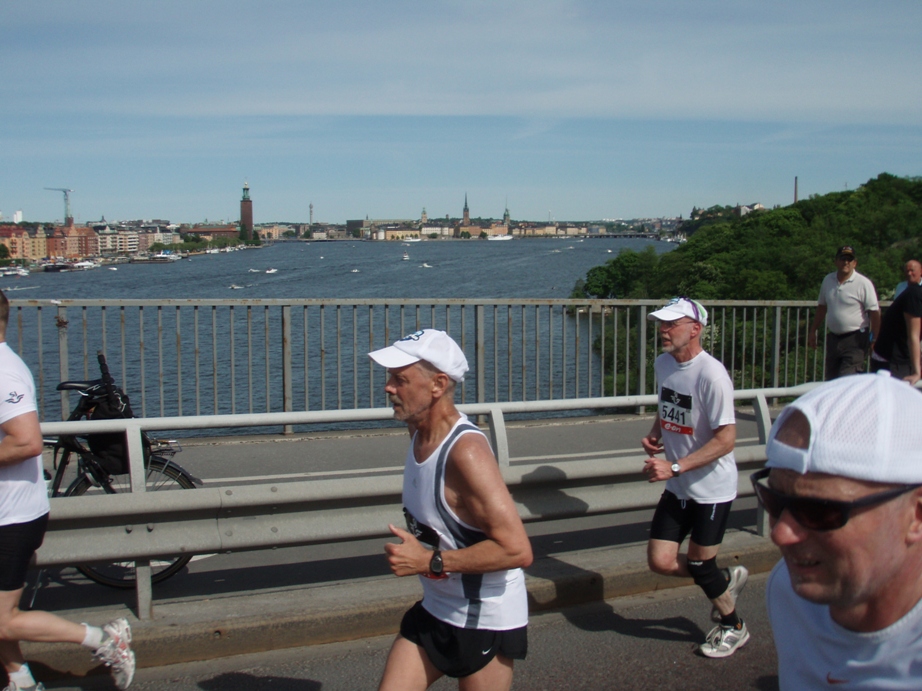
378, 634, 443, 691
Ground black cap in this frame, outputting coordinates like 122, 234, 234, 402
836, 245, 856, 259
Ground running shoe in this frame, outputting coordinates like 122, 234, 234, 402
94, 618, 136, 690
710, 564, 749, 622
699, 621, 750, 658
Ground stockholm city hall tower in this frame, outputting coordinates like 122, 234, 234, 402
240, 182, 254, 240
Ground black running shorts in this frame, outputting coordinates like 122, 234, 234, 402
0, 513, 49, 592
399, 601, 527, 679
650, 490, 732, 548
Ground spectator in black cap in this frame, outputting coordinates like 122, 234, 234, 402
807, 246, 880, 380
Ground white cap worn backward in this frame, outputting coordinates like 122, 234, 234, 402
766, 371, 922, 484
647, 297, 708, 326
368, 329, 469, 382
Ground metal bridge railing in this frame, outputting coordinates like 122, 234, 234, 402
10, 298, 831, 427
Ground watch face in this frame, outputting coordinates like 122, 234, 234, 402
430, 551, 443, 575
671, 463, 681, 474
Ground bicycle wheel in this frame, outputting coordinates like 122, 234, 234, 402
65, 456, 196, 588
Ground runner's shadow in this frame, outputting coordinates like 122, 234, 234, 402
514, 465, 702, 643
198, 672, 321, 690
561, 596, 703, 642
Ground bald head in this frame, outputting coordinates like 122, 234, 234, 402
904, 260, 922, 285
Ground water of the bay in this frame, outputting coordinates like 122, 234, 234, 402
4, 236, 672, 301
9, 237, 676, 432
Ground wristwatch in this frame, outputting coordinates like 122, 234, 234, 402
671, 463, 682, 477
429, 550, 444, 576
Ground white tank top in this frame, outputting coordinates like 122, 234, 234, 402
402, 415, 528, 631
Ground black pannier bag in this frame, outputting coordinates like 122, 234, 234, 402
84, 383, 151, 475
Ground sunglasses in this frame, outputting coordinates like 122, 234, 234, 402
750, 468, 921, 531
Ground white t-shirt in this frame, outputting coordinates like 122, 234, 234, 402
818, 270, 880, 335
0, 342, 50, 526
767, 560, 922, 689
656, 350, 737, 503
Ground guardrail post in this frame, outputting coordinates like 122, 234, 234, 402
125, 422, 154, 619
752, 393, 772, 445
637, 305, 647, 414
281, 305, 293, 434
56, 306, 69, 419
134, 561, 154, 620
486, 407, 509, 467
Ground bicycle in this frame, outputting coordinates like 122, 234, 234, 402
44, 352, 201, 588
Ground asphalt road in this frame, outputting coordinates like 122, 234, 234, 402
45, 574, 777, 691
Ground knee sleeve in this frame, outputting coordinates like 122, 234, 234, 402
686, 557, 726, 600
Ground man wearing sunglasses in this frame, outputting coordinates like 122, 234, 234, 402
642, 297, 749, 659
807, 246, 881, 380
760, 372, 922, 689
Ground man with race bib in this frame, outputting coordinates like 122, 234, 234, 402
641, 297, 749, 659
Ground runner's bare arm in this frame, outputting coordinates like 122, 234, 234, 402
385, 433, 532, 577
644, 424, 735, 482
0, 411, 43, 468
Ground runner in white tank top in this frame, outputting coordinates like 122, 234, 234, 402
369, 329, 532, 691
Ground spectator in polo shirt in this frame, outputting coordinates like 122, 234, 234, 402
807, 246, 881, 380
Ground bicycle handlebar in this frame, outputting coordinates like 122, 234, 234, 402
96, 351, 121, 410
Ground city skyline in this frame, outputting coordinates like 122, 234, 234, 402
3, 1, 920, 225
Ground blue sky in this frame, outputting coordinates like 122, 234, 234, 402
3, 1, 920, 225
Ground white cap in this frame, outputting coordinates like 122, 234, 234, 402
766, 371, 922, 484
647, 297, 708, 326
368, 329, 469, 382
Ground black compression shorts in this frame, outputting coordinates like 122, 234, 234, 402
650, 490, 732, 548
0, 513, 49, 592
399, 601, 527, 679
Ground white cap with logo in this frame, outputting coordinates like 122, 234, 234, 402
647, 297, 708, 326
368, 329, 469, 382
766, 372, 922, 484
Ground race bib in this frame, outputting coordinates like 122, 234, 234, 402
660, 386, 693, 435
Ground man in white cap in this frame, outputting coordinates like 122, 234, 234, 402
369, 329, 532, 691
641, 297, 749, 658
759, 372, 922, 689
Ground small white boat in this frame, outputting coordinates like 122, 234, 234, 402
404, 237, 421, 243
229, 284, 244, 289
422, 263, 433, 268
265, 268, 278, 274
487, 235, 513, 241
351, 269, 360, 273
402, 252, 410, 261
108, 267, 118, 271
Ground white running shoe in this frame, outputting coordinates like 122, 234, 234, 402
94, 618, 136, 689
711, 564, 749, 622
699, 621, 750, 658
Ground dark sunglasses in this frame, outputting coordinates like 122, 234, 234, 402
750, 468, 921, 531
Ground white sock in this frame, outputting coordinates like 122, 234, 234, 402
9, 662, 36, 687
81, 623, 105, 649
